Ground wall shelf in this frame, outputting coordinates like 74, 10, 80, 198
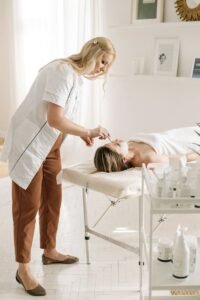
105, 21, 200, 78
109, 73, 200, 81
107, 21, 200, 32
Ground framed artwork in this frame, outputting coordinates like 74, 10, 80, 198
191, 58, 200, 78
154, 39, 180, 76
132, 0, 164, 23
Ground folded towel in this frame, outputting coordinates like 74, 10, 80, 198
130, 127, 200, 156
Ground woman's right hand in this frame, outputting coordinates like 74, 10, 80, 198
88, 126, 110, 140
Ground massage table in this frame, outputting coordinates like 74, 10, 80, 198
62, 160, 147, 295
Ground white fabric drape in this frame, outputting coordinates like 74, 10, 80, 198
0, 0, 104, 165
60, 0, 104, 164
0, 0, 16, 137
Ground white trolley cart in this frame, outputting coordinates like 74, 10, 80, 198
140, 164, 200, 300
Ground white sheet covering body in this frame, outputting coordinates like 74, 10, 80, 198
130, 127, 199, 156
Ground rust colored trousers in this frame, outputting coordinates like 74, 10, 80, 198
12, 135, 63, 263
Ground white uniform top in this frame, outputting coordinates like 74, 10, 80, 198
1, 60, 82, 189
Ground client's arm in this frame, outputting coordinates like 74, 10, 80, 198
147, 151, 198, 164
130, 152, 169, 167
185, 152, 198, 162
146, 153, 169, 164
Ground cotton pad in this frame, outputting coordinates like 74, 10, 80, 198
119, 142, 129, 156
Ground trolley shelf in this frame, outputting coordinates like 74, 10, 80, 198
141, 164, 200, 299
152, 255, 200, 290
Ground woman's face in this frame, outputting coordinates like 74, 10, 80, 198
105, 140, 129, 157
89, 53, 114, 76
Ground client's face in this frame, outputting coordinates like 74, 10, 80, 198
105, 139, 129, 157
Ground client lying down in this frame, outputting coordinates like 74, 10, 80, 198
94, 127, 199, 172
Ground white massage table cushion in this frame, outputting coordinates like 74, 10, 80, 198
62, 160, 142, 199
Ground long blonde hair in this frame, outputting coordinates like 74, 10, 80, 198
64, 37, 116, 78
40, 37, 115, 80
94, 146, 130, 173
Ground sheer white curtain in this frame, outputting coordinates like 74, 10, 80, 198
0, 0, 103, 164
0, 0, 16, 137
61, 0, 105, 164
12, 0, 65, 105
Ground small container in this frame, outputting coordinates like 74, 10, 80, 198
157, 238, 173, 262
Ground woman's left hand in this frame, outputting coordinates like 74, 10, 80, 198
89, 126, 110, 140
80, 136, 94, 146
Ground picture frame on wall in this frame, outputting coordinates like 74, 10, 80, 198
191, 58, 200, 78
132, 0, 164, 23
154, 38, 180, 76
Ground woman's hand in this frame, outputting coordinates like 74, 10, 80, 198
80, 126, 110, 147
88, 126, 110, 140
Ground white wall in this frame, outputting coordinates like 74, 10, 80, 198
98, 0, 200, 139
101, 76, 200, 139
100, 0, 180, 27
100, 0, 200, 77
105, 23, 200, 78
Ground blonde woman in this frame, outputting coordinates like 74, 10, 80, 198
2, 37, 115, 296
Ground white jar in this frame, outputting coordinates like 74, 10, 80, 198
157, 238, 173, 262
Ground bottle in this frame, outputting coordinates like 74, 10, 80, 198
177, 176, 191, 198
165, 157, 187, 198
185, 235, 197, 273
172, 227, 190, 279
156, 177, 163, 197
187, 162, 200, 198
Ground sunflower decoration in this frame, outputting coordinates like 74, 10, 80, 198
175, 0, 200, 21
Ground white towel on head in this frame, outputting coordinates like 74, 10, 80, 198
130, 127, 200, 156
